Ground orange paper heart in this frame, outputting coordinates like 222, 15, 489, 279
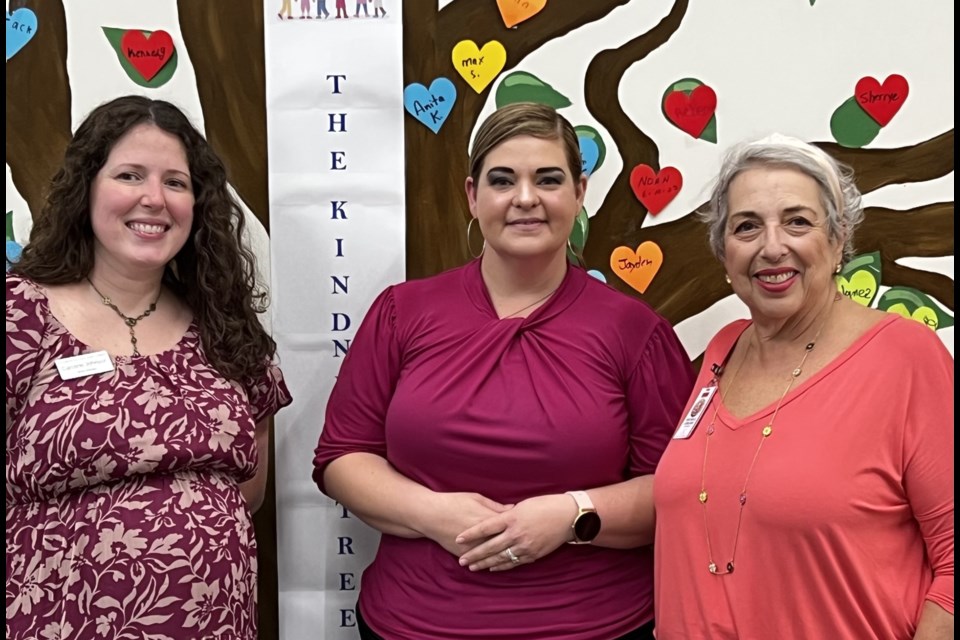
610, 242, 663, 294
496, 0, 547, 28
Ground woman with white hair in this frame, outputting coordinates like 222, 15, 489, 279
653, 135, 953, 639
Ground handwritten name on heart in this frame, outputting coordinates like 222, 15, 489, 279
452, 40, 506, 94
855, 74, 909, 126
629, 165, 682, 215
888, 303, 938, 330
664, 85, 716, 138
497, 0, 547, 28
403, 78, 457, 134
579, 137, 600, 176
610, 242, 663, 294
837, 271, 877, 307
6, 8, 38, 61
121, 30, 175, 81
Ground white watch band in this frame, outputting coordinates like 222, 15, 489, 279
566, 490, 595, 511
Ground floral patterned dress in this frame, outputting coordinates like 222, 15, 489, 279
5, 275, 292, 640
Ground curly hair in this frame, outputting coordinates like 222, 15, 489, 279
13, 95, 276, 383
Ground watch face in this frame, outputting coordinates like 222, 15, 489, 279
574, 511, 601, 542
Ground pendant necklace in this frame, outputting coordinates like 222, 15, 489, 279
699, 294, 838, 575
87, 277, 162, 357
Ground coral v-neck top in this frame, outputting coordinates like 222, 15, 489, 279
654, 316, 954, 640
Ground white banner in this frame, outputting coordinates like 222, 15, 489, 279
264, 2, 405, 637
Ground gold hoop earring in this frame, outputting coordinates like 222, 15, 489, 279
466, 217, 485, 259
724, 274, 732, 284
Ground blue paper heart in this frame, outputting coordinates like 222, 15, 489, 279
7, 8, 38, 61
6, 240, 23, 271
579, 137, 600, 177
403, 78, 456, 134
587, 269, 607, 283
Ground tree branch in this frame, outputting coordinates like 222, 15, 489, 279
6, 0, 72, 221
817, 131, 954, 194
178, 0, 269, 230
865, 203, 954, 310
436, 0, 632, 60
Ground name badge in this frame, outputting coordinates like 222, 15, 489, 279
54, 351, 115, 380
673, 384, 717, 439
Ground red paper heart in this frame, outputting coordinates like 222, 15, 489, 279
121, 30, 174, 82
855, 74, 909, 126
664, 85, 717, 138
630, 165, 682, 215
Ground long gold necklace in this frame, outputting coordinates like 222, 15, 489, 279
698, 296, 837, 575
86, 277, 161, 357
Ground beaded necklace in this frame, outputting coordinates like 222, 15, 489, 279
698, 295, 837, 575
86, 277, 161, 357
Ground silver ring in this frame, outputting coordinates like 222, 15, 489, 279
504, 547, 520, 565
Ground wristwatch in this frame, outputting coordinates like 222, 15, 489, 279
565, 490, 601, 544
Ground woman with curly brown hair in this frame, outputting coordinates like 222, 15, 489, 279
5, 95, 291, 639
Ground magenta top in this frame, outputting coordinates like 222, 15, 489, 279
654, 316, 954, 639
314, 260, 695, 640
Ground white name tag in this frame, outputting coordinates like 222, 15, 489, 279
54, 350, 115, 380
673, 384, 718, 439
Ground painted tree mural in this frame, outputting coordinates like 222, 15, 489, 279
399, 0, 954, 326
7, 0, 954, 327
4, 2, 954, 639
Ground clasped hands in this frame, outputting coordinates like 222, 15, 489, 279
421, 491, 576, 573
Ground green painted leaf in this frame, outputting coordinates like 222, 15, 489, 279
495, 72, 571, 109
877, 286, 954, 331
102, 27, 178, 89
699, 115, 718, 144
829, 97, 880, 148
567, 207, 589, 266
6, 211, 14, 243
664, 78, 703, 95
574, 125, 606, 174
841, 251, 881, 276
836, 251, 882, 307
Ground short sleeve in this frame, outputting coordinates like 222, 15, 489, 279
625, 320, 696, 476
244, 362, 293, 424
312, 286, 402, 492
6, 275, 46, 429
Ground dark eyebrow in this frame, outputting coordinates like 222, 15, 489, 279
486, 166, 566, 175
113, 163, 191, 179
